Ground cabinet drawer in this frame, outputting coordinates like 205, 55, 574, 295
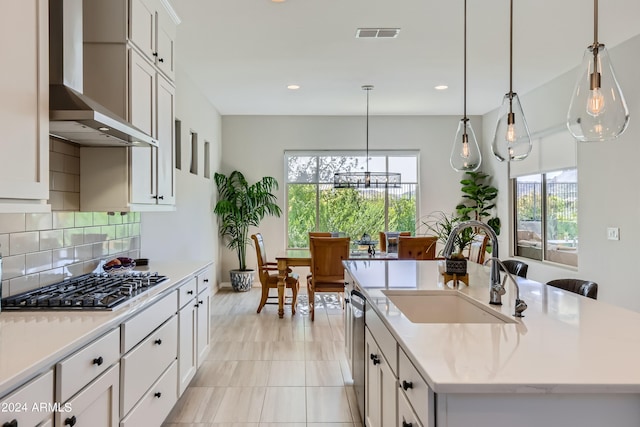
366, 307, 397, 375
120, 360, 178, 427
196, 266, 213, 294
0, 370, 53, 427
177, 277, 197, 309
398, 387, 424, 427
121, 291, 177, 353
398, 348, 434, 426
56, 328, 120, 403
121, 315, 177, 416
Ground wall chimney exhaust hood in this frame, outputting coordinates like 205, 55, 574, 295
49, 0, 157, 147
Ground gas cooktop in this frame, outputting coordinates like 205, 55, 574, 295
1, 272, 168, 311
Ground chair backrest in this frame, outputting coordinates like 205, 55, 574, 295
308, 232, 332, 247
547, 279, 598, 300
250, 233, 269, 286
309, 237, 350, 285
397, 236, 437, 260
379, 231, 411, 252
468, 234, 489, 264
499, 259, 529, 278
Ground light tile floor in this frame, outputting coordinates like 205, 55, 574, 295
163, 286, 363, 427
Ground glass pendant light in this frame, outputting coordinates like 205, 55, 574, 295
491, 0, 532, 162
450, 0, 481, 172
567, 0, 629, 142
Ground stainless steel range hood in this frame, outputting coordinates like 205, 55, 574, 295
49, 0, 157, 147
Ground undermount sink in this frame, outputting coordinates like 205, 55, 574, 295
381, 290, 516, 324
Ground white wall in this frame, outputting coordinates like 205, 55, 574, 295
141, 68, 220, 276
483, 34, 640, 312
219, 115, 483, 277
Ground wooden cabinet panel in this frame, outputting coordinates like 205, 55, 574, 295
178, 300, 197, 395
196, 285, 212, 367
121, 291, 177, 353
129, 0, 156, 60
0, 370, 53, 427
156, 75, 176, 205
120, 361, 177, 427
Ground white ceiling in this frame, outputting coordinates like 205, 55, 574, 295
171, 0, 640, 116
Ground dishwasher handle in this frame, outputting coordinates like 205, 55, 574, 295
350, 289, 366, 311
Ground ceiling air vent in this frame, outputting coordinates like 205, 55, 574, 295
355, 28, 400, 39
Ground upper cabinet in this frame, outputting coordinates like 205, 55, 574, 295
0, 0, 50, 212
81, 0, 178, 211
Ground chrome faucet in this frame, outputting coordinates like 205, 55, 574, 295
442, 220, 502, 304
484, 257, 528, 317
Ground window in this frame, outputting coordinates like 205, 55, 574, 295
190, 131, 198, 175
514, 169, 578, 266
285, 151, 418, 248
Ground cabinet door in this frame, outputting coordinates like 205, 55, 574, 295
56, 363, 119, 427
398, 389, 423, 427
129, 49, 157, 205
365, 328, 397, 427
196, 285, 212, 367
0, 0, 49, 204
156, 74, 176, 205
37, 418, 53, 427
156, 5, 176, 80
178, 301, 197, 396
129, 0, 156, 60
0, 370, 53, 427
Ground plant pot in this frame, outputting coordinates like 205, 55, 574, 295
445, 258, 467, 275
230, 269, 255, 292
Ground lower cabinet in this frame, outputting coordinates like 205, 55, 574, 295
0, 370, 54, 427
195, 284, 211, 367
55, 363, 120, 427
364, 327, 397, 427
398, 389, 423, 427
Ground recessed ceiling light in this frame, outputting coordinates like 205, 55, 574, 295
98, 127, 110, 131
434, 85, 449, 90
272, 0, 286, 3
287, 84, 300, 90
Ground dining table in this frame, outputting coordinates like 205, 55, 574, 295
274, 248, 398, 318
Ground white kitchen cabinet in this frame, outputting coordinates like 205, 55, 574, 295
177, 278, 198, 396
398, 348, 434, 427
0, 0, 49, 212
398, 389, 423, 427
195, 267, 212, 366
81, 0, 177, 211
55, 363, 120, 427
0, 370, 54, 427
365, 327, 396, 427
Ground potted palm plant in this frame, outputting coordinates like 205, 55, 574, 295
420, 211, 476, 274
214, 171, 282, 291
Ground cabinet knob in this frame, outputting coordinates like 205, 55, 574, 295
64, 415, 77, 426
158, 195, 164, 200
199, 300, 204, 305
158, 58, 164, 63
93, 356, 104, 366
402, 421, 413, 427
154, 392, 162, 398
370, 354, 380, 365
187, 290, 194, 295
203, 279, 209, 283
3, 420, 18, 427
401, 380, 413, 390
154, 339, 163, 345
194, 303, 200, 308
153, 51, 158, 57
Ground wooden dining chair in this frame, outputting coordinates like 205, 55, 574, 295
468, 234, 489, 264
397, 236, 437, 260
307, 236, 350, 321
379, 231, 411, 252
251, 233, 300, 314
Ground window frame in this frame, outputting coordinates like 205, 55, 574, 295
512, 168, 578, 267
284, 150, 419, 249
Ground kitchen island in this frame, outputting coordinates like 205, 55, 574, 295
344, 259, 640, 427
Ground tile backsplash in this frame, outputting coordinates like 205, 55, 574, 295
0, 212, 140, 296
0, 139, 141, 297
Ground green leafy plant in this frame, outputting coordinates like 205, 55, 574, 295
419, 211, 476, 257
456, 171, 501, 236
214, 171, 282, 271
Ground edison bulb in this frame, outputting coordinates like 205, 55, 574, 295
505, 124, 516, 143
461, 141, 470, 158
586, 87, 605, 116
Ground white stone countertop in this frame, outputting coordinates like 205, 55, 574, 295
0, 260, 213, 398
344, 259, 640, 394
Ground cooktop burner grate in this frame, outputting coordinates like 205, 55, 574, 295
1, 272, 168, 311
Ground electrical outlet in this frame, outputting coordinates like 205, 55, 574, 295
607, 227, 620, 241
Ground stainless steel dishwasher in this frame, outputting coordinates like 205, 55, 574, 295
350, 289, 366, 424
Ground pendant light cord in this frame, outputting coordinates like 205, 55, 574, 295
463, 0, 468, 127
593, 0, 598, 45
508, 0, 514, 112
363, 85, 372, 172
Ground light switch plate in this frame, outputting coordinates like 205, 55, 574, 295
607, 227, 620, 241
